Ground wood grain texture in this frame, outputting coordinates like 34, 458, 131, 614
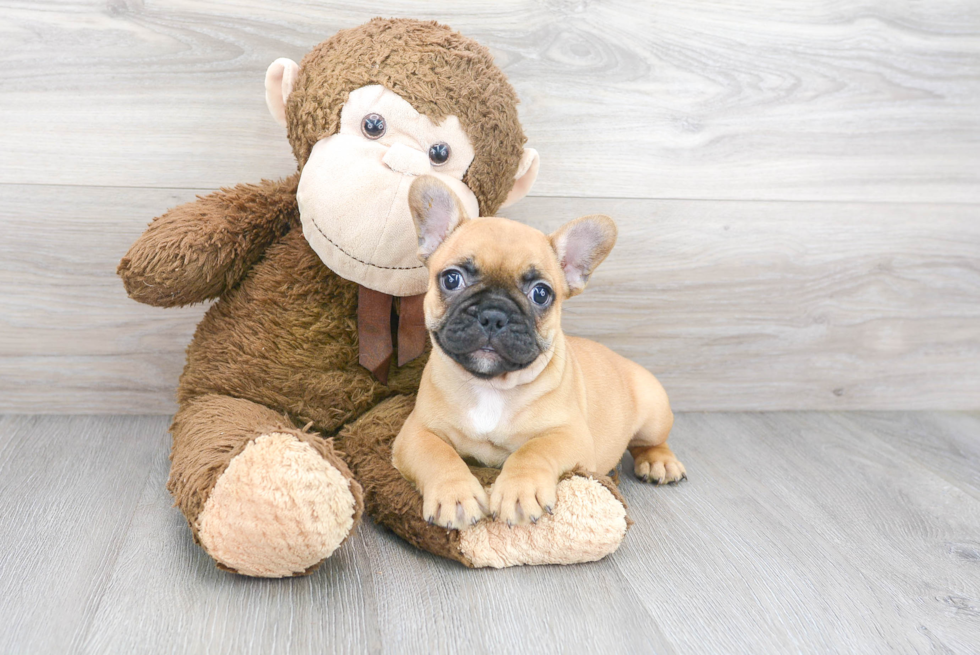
78, 415, 671, 655
86, 454, 671, 655
2, 184, 977, 413
80, 430, 388, 655
614, 411, 980, 653
1, 1, 978, 412
0, 185, 206, 414
0, 415, 165, 655
505, 197, 980, 411
838, 412, 980, 501
2, 412, 979, 653
355, 526, 670, 655
0, 0, 977, 201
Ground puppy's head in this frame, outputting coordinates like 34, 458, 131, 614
409, 175, 617, 379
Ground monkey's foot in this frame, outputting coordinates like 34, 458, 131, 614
195, 432, 362, 577
457, 473, 629, 568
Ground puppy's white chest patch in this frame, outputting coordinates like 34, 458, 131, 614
467, 386, 506, 435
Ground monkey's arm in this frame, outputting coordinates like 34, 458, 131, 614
118, 174, 299, 307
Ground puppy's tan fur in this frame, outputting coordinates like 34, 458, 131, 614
393, 177, 685, 529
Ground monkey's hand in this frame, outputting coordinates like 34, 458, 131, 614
118, 174, 298, 307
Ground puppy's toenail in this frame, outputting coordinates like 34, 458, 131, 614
545, 506, 553, 515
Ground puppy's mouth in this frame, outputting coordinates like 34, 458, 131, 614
469, 344, 510, 373
433, 335, 535, 379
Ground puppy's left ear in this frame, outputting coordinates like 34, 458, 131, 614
549, 215, 618, 296
409, 175, 470, 261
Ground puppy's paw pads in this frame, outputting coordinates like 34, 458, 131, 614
489, 472, 558, 526
634, 449, 687, 485
422, 475, 489, 530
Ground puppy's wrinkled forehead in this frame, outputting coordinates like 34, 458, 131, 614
431, 218, 561, 284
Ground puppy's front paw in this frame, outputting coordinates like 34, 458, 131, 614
633, 444, 687, 485
422, 474, 489, 530
489, 470, 558, 526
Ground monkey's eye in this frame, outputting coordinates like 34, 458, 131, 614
529, 283, 553, 306
361, 114, 386, 139
428, 142, 451, 166
441, 269, 465, 292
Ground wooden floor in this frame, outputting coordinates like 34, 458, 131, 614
1, 412, 978, 654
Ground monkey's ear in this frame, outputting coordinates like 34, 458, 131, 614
409, 176, 469, 261
549, 214, 617, 296
500, 148, 540, 209
265, 58, 300, 128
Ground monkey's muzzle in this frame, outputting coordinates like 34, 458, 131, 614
297, 134, 479, 297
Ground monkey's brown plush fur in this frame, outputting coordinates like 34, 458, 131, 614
119, 18, 629, 577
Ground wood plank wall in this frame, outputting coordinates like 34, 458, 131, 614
1, 1, 978, 412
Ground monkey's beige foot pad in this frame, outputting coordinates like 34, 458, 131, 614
458, 475, 629, 568
195, 432, 361, 577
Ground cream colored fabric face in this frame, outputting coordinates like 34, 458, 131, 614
298, 85, 480, 297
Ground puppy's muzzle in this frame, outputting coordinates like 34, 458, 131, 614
436, 290, 541, 378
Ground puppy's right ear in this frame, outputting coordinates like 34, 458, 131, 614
409, 176, 469, 261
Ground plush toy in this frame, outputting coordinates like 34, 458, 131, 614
119, 17, 630, 577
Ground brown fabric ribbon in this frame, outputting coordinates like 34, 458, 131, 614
357, 285, 427, 385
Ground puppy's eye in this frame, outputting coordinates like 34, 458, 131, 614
361, 113, 386, 139
530, 283, 553, 306
428, 142, 451, 166
441, 269, 464, 291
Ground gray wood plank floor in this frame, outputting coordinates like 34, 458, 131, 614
1, 413, 978, 654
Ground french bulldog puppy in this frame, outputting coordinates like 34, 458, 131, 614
392, 176, 686, 529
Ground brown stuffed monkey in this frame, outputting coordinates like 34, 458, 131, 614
119, 18, 629, 577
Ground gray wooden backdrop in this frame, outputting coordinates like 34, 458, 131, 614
1, 0, 978, 413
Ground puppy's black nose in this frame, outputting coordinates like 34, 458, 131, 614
477, 307, 509, 335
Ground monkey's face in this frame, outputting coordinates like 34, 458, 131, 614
296, 86, 481, 296
264, 20, 540, 297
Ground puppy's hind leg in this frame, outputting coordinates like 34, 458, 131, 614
627, 376, 686, 485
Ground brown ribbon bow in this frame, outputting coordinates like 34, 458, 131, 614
357, 285, 427, 385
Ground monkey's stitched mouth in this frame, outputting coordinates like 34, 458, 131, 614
309, 218, 424, 271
